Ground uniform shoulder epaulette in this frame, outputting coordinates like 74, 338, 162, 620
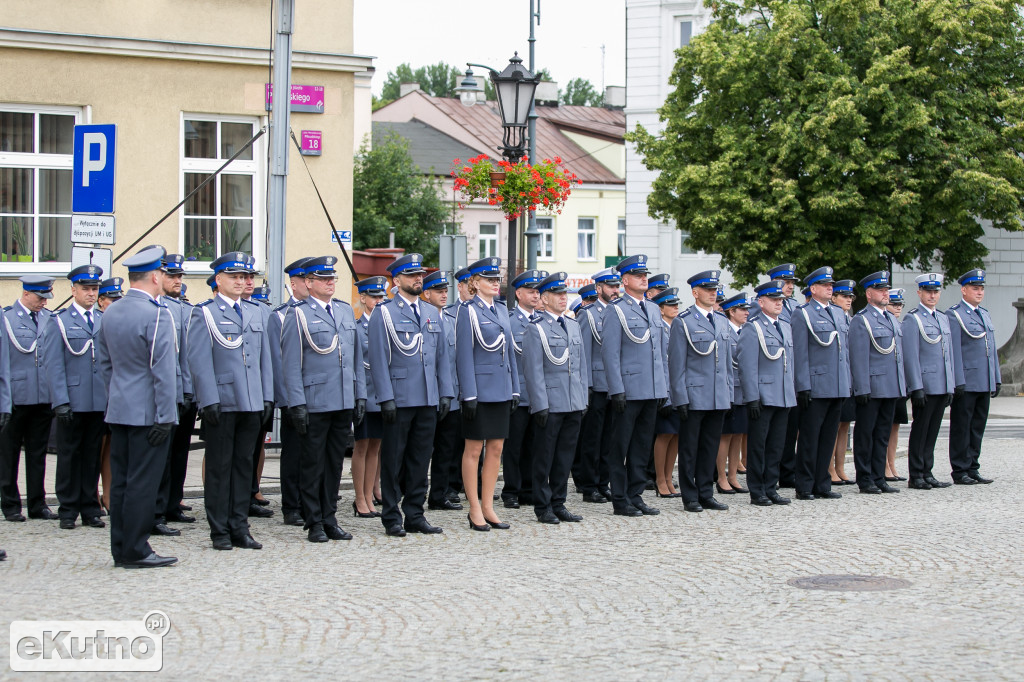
947, 302, 960, 311
715, 310, 727, 318
2, 305, 10, 312
196, 299, 214, 308
272, 302, 289, 313
242, 298, 259, 306
612, 296, 627, 306
907, 306, 920, 315
331, 298, 352, 307
978, 305, 988, 312
796, 301, 810, 311
529, 315, 543, 324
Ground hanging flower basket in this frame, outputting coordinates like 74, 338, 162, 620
451, 154, 579, 221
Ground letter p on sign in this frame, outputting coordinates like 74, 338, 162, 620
73, 124, 117, 214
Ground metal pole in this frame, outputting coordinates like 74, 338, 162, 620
507, 215, 518, 309
524, 0, 540, 270
267, 0, 294, 306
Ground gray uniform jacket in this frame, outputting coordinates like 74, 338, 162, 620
0, 324, 10, 413
510, 306, 535, 407
282, 297, 366, 412
455, 295, 520, 403
902, 306, 955, 396
946, 301, 1001, 392
849, 306, 906, 399
367, 296, 450, 409
187, 296, 273, 413
163, 297, 193, 404
268, 297, 302, 405
3, 302, 51, 406
523, 313, 589, 414
792, 300, 852, 399
737, 316, 796, 408
577, 301, 610, 393
356, 310, 380, 412
442, 305, 460, 410
727, 324, 744, 405
42, 306, 106, 412
95, 289, 178, 426
601, 295, 669, 401
749, 297, 795, 325
668, 305, 734, 410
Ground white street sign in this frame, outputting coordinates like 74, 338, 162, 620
71, 214, 116, 245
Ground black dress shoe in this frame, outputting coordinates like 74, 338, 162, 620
908, 478, 932, 490
468, 514, 490, 531
699, 497, 729, 511
536, 510, 560, 524
715, 483, 737, 495
428, 499, 464, 511
795, 491, 816, 501
6, 512, 27, 522
324, 525, 353, 541
634, 500, 660, 515
599, 489, 613, 501
860, 485, 882, 494
767, 493, 791, 505
924, 476, 952, 489
446, 491, 461, 504
248, 503, 273, 518
60, 519, 76, 530
212, 537, 233, 550
385, 524, 407, 537
968, 472, 994, 484
29, 508, 58, 520
814, 490, 842, 499
952, 475, 977, 485
231, 534, 263, 549
777, 479, 795, 489
645, 480, 656, 490
683, 500, 704, 513
85, 516, 106, 528
307, 525, 329, 543
502, 497, 521, 509
877, 482, 900, 493
885, 476, 900, 482
166, 510, 195, 523
750, 496, 772, 506
404, 518, 443, 534
151, 523, 181, 536
253, 497, 271, 507
179, 503, 193, 511
122, 552, 177, 569
613, 506, 643, 517
553, 507, 582, 522
283, 511, 305, 526
0, 548, 6, 561
581, 491, 608, 503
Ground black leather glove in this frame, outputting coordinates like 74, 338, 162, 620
147, 422, 173, 446
910, 389, 926, 409
534, 408, 549, 429
288, 405, 309, 434
463, 398, 477, 421
611, 393, 627, 414
380, 399, 397, 424
55, 403, 74, 427
943, 393, 953, 408
354, 398, 366, 426
511, 395, 520, 412
201, 403, 221, 427
182, 392, 195, 413
262, 401, 274, 425
0, 412, 9, 431
658, 400, 674, 418
746, 399, 761, 421
855, 393, 870, 406
438, 397, 451, 421
954, 384, 965, 398
992, 383, 1001, 399
797, 391, 812, 409
676, 404, 689, 421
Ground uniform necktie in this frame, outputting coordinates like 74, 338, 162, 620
774, 320, 783, 338
558, 316, 566, 332
412, 302, 421, 324
637, 299, 648, 321
326, 301, 334, 320
707, 312, 715, 327
489, 305, 496, 316
233, 302, 242, 320
85, 310, 93, 331
29, 311, 37, 327
824, 305, 834, 324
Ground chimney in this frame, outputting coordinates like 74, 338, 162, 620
399, 82, 422, 98
604, 85, 625, 109
535, 81, 559, 107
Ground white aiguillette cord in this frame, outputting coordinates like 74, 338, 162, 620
683, 311, 718, 362
912, 310, 942, 345
467, 304, 506, 353
536, 321, 569, 366
55, 315, 94, 359
4, 315, 37, 355
753, 319, 786, 363
586, 308, 602, 345
378, 303, 423, 364
861, 315, 896, 354
801, 307, 840, 348
612, 301, 651, 344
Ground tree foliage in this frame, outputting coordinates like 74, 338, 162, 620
352, 132, 448, 263
560, 77, 605, 107
628, 0, 1024, 286
375, 63, 555, 110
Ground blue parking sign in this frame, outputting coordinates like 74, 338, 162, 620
72, 124, 117, 214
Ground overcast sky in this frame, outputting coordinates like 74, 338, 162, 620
353, 0, 627, 96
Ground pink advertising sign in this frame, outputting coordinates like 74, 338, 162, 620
265, 84, 325, 113
300, 130, 322, 156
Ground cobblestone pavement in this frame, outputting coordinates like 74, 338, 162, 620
4, 437, 1024, 679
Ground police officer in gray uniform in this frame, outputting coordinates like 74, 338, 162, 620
369, 253, 452, 536
440, 266, 474, 502
573, 268, 620, 503
601, 254, 667, 517
96, 246, 178, 568
502, 269, 547, 508
792, 266, 851, 500
946, 269, 1001, 485
1, 275, 55, 522
669, 270, 734, 512
270, 257, 314, 526
188, 252, 274, 550
849, 271, 906, 493
738, 280, 797, 506
281, 256, 366, 542
903, 273, 956, 490
44, 264, 106, 529
524, 272, 589, 524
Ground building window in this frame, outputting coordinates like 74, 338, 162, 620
617, 217, 626, 257
680, 21, 693, 47
0, 105, 80, 266
679, 230, 695, 255
181, 116, 261, 263
479, 223, 498, 259
535, 216, 554, 261
577, 217, 596, 261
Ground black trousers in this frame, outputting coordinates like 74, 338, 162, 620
747, 405, 790, 499
854, 398, 896, 489
501, 406, 535, 502
429, 407, 461, 505
0, 403, 53, 517
795, 397, 843, 494
299, 409, 351, 530
109, 424, 169, 563
677, 409, 727, 504
55, 411, 105, 523
779, 404, 801, 486
250, 410, 273, 500
162, 403, 197, 518
204, 410, 260, 540
533, 411, 583, 515
908, 394, 948, 479
380, 405, 436, 528
948, 391, 990, 477
279, 413, 302, 515
607, 399, 657, 510
572, 391, 612, 494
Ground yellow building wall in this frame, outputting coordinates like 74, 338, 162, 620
540, 186, 625, 289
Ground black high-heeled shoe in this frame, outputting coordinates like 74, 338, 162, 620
373, 496, 382, 506
353, 502, 375, 519
484, 517, 510, 529
716, 483, 737, 495
468, 513, 490, 532
728, 482, 748, 494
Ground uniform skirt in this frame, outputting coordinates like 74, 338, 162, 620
893, 398, 909, 425
462, 400, 510, 441
655, 410, 679, 435
839, 396, 857, 423
722, 405, 748, 435
354, 411, 383, 441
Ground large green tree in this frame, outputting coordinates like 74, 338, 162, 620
375, 63, 554, 109
628, 0, 1024, 285
352, 131, 448, 263
560, 77, 605, 107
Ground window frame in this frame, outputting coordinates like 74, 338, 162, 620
617, 217, 626, 258
478, 222, 499, 259
535, 216, 554, 262
577, 216, 597, 262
